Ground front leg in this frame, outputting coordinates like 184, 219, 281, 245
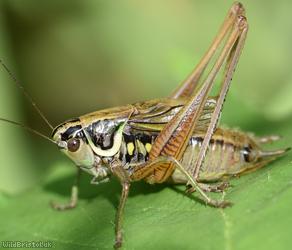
110, 160, 131, 249
50, 168, 81, 211
114, 182, 130, 249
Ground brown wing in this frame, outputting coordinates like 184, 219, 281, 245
129, 97, 217, 134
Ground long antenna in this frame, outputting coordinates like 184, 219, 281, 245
0, 117, 56, 144
0, 59, 54, 130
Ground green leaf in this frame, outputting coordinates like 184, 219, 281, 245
0, 119, 291, 249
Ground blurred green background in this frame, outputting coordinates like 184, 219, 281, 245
0, 1, 292, 250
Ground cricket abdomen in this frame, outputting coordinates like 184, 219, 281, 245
121, 126, 287, 183
171, 128, 262, 183
120, 127, 254, 179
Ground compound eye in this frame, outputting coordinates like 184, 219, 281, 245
67, 138, 81, 152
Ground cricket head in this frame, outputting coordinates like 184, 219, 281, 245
51, 117, 127, 170
52, 119, 95, 168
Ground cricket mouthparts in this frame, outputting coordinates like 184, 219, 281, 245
57, 141, 67, 149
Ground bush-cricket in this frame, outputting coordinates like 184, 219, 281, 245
0, 2, 290, 248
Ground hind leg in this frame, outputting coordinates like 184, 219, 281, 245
186, 182, 230, 193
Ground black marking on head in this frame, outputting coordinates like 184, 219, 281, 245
51, 118, 81, 138
61, 125, 82, 141
51, 125, 64, 138
66, 118, 81, 123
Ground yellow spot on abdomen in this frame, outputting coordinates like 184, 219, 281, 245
127, 142, 135, 155
145, 143, 152, 153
